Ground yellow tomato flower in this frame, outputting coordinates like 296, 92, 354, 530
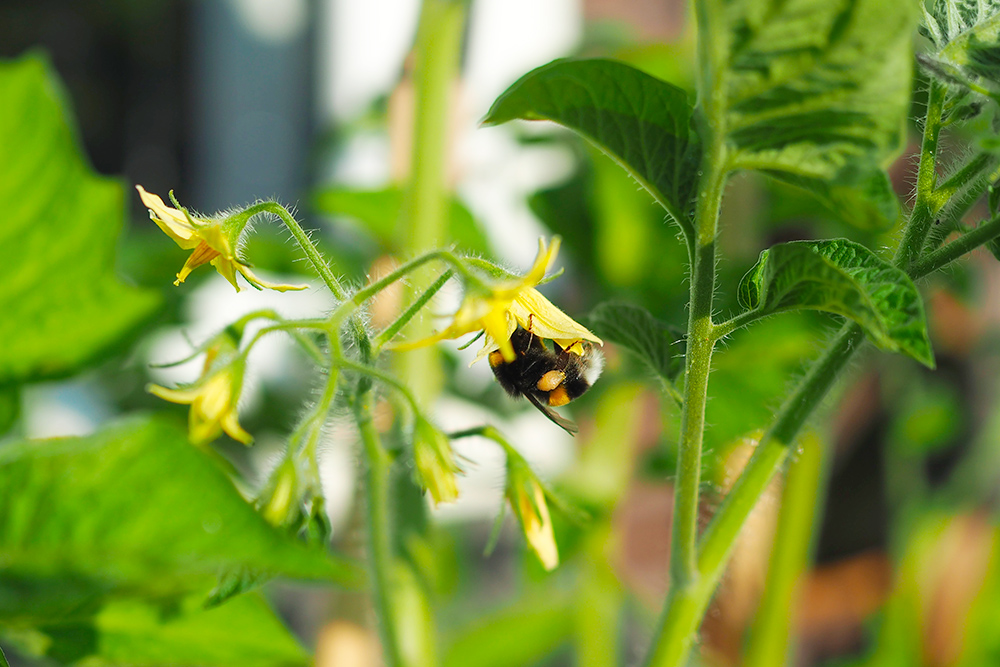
398, 237, 601, 363
507, 467, 559, 571
148, 335, 252, 446
136, 185, 307, 293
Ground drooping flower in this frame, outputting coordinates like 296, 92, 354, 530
412, 417, 461, 505
505, 454, 559, 570
397, 237, 601, 363
136, 185, 306, 292
148, 334, 252, 446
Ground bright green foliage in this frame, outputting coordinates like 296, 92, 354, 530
483, 59, 701, 238
738, 240, 934, 367
0, 55, 160, 385
0, 416, 362, 615
442, 592, 574, 667
313, 186, 491, 255
587, 302, 684, 386
722, 0, 917, 227
29, 594, 307, 667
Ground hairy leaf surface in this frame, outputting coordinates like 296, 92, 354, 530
0, 416, 363, 603
738, 240, 934, 367
722, 0, 916, 227
484, 59, 701, 237
0, 55, 160, 385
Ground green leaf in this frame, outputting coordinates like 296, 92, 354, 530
313, 186, 491, 255
920, 0, 1000, 107
771, 164, 900, 231
0, 416, 363, 613
922, 0, 1000, 47
0, 643, 7, 667
0, 54, 160, 385
34, 594, 307, 667
442, 592, 574, 667
722, 0, 917, 228
737, 239, 934, 367
586, 302, 684, 385
483, 59, 701, 238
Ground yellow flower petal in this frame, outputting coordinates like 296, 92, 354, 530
136, 185, 200, 249
508, 288, 602, 352
516, 482, 559, 571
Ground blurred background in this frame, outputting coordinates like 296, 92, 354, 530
5, 1, 1000, 666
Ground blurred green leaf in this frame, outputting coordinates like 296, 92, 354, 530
313, 186, 491, 255
0, 415, 362, 617
33, 594, 307, 667
442, 592, 574, 667
484, 59, 701, 238
0, 643, 7, 667
738, 239, 934, 367
0, 54, 160, 385
707, 315, 819, 458
722, 0, 916, 228
0, 388, 17, 437
587, 302, 684, 388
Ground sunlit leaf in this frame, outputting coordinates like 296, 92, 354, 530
0, 55, 160, 385
484, 59, 701, 238
313, 186, 491, 255
737, 239, 934, 367
33, 594, 307, 667
722, 0, 916, 228
587, 302, 684, 387
0, 416, 363, 612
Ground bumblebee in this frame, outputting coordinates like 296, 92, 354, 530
489, 327, 604, 435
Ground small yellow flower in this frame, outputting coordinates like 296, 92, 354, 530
507, 470, 559, 571
148, 336, 252, 446
136, 185, 307, 293
398, 237, 601, 363
412, 417, 460, 505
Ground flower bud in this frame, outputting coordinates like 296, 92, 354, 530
412, 417, 460, 505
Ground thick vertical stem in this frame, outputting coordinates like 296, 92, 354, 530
647, 0, 729, 653
396, 0, 467, 400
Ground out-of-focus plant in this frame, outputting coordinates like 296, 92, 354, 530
9, 0, 1000, 665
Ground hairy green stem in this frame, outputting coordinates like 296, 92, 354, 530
743, 432, 826, 666
375, 270, 454, 350
242, 202, 348, 301
924, 154, 1000, 252
897, 80, 947, 270
353, 383, 403, 667
912, 211, 1000, 278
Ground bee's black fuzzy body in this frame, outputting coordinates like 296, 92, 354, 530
489, 327, 603, 434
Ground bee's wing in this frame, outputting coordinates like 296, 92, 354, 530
525, 392, 579, 435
